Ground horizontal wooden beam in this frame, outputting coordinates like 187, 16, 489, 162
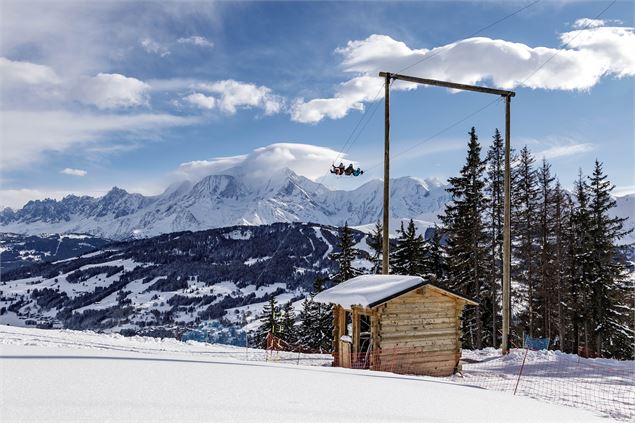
379, 72, 516, 98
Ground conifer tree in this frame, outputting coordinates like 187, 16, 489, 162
368, 221, 383, 274
552, 181, 573, 351
330, 222, 361, 283
570, 170, 594, 354
511, 146, 540, 336
279, 300, 297, 345
484, 128, 505, 346
536, 158, 556, 338
253, 297, 280, 348
391, 219, 425, 275
297, 276, 333, 352
586, 160, 633, 358
422, 225, 446, 280
440, 127, 489, 348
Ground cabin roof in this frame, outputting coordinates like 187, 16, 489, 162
313, 274, 478, 309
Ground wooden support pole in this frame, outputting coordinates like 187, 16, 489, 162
502, 95, 512, 354
382, 74, 391, 275
378, 72, 515, 98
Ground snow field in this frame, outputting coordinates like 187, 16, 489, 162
0, 326, 628, 423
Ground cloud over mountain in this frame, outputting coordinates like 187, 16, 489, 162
291, 21, 635, 123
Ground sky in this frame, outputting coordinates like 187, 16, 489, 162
0, 0, 634, 209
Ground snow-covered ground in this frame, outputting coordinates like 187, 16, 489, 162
1, 326, 628, 422
454, 348, 635, 421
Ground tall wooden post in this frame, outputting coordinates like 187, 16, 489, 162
502, 95, 512, 354
382, 74, 391, 275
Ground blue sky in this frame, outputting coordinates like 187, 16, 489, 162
1, 0, 633, 208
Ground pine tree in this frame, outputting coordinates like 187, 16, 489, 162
330, 222, 361, 283
368, 221, 383, 274
440, 127, 489, 348
253, 297, 280, 348
279, 300, 297, 345
422, 225, 446, 280
297, 277, 333, 352
570, 170, 594, 354
297, 297, 316, 347
586, 160, 633, 358
552, 181, 573, 351
536, 158, 556, 338
511, 146, 540, 337
484, 128, 505, 347
391, 219, 425, 276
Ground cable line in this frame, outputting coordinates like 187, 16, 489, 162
329, 0, 541, 167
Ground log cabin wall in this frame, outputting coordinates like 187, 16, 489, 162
373, 286, 463, 376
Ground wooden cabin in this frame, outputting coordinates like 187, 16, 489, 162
314, 274, 478, 376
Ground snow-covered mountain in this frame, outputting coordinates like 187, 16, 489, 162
0, 168, 449, 240
0, 222, 370, 338
0, 233, 110, 271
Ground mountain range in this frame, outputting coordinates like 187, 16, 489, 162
0, 222, 367, 341
0, 168, 450, 240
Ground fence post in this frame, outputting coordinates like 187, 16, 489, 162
514, 348, 529, 395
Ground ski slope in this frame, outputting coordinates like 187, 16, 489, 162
0, 326, 624, 422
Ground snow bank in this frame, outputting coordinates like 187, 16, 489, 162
314, 274, 424, 308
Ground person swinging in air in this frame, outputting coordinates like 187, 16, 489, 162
330, 163, 364, 176
330, 163, 345, 175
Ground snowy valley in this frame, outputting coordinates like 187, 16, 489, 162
0, 223, 372, 340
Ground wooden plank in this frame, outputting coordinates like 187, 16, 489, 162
379, 72, 516, 97
332, 306, 341, 359
379, 357, 456, 369
387, 297, 454, 306
384, 301, 454, 309
383, 306, 454, 315
381, 72, 390, 275
377, 345, 459, 354
381, 329, 456, 339
380, 338, 457, 349
377, 352, 458, 363
380, 317, 456, 326
380, 311, 457, 319
352, 307, 360, 354
371, 309, 380, 352
380, 323, 455, 333
340, 341, 351, 368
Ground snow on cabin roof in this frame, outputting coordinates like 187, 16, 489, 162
314, 274, 477, 309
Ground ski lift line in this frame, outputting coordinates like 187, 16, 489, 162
518, 0, 616, 88
366, 0, 617, 171
363, 96, 503, 173
250, 176, 303, 290
332, 81, 387, 166
330, 1, 540, 169
337, 79, 391, 161
396, 0, 542, 75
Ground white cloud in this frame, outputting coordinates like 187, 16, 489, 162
197, 79, 285, 115
176, 143, 348, 182
536, 143, 595, 159
1, 58, 151, 110
0, 57, 60, 86
183, 92, 216, 109
573, 18, 606, 29
60, 168, 87, 177
177, 36, 214, 48
140, 38, 170, 57
0, 111, 198, 171
74, 73, 151, 109
292, 21, 635, 123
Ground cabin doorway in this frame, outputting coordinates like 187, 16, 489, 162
337, 309, 375, 369
356, 314, 372, 369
